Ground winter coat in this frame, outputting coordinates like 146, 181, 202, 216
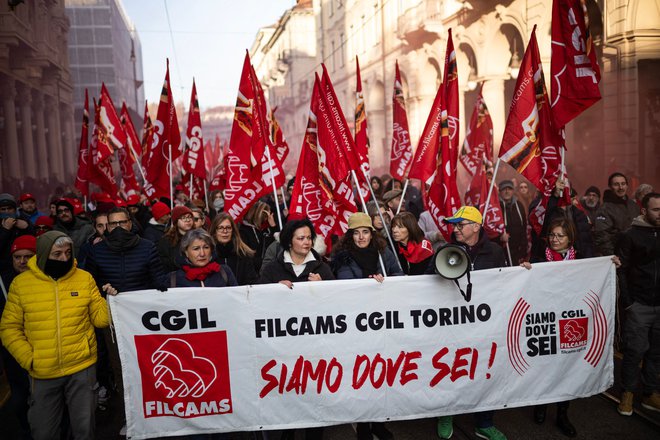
215, 244, 259, 286
143, 221, 167, 243
500, 198, 528, 265
84, 235, 168, 292
616, 216, 660, 308
593, 190, 640, 256
258, 249, 335, 284
239, 223, 276, 272
0, 257, 108, 379
170, 264, 238, 288
54, 217, 95, 256
157, 235, 183, 273
451, 229, 507, 271
333, 248, 404, 279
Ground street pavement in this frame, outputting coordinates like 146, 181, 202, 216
2, 357, 659, 439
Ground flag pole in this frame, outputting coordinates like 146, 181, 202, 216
265, 147, 283, 230
396, 178, 409, 214
280, 186, 287, 214
127, 143, 147, 183
168, 144, 173, 209
482, 158, 501, 220
352, 170, 389, 275
188, 174, 193, 200
203, 180, 209, 214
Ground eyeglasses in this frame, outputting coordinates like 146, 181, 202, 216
108, 220, 130, 227
548, 233, 567, 240
179, 215, 193, 221
56, 208, 71, 214
215, 226, 232, 232
454, 221, 475, 230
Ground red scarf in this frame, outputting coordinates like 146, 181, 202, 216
182, 262, 221, 281
398, 240, 434, 263
545, 246, 576, 262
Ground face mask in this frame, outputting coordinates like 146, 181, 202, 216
213, 199, 224, 211
44, 258, 73, 279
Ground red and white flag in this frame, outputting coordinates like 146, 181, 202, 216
550, 0, 601, 128
289, 76, 356, 246
389, 61, 412, 181
144, 60, 182, 200
464, 160, 505, 239
499, 26, 563, 195
118, 103, 141, 194
182, 80, 206, 200
90, 98, 118, 197
460, 85, 494, 176
74, 89, 90, 197
270, 107, 289, 165
98, 83, 127, 161
409, 71, 443, 185
353, 57, 371, 199
141, 101, 154, 154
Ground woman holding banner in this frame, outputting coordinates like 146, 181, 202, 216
390, 212, 434, 275
170, 229, 237, 288
521, 216, 581, 437
210, 213, 258, 285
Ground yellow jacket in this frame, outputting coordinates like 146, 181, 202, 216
0, 256, 109, 379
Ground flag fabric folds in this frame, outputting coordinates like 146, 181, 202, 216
353, 56, 371, 199
464, 160, 505, 238
144, 59, 181, 200
460, 85, 494, 176
98, 83, 127, 161
550, 0, 601, 128
74, 89, 90, 197
118, 103, 141, 195
182, 80, 206, 200
389, 61, 412, 181
90, 98, 118, 197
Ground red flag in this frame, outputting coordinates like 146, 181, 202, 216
289, 76, 356, 246
426, 30, 462, 240
499, 26, 563, 195
270, 107, 289, 165
143, 60, 181, 200
464, 160, 505, 239
550, 0, 601, 128
74, 89, 90, 197
118, 103, 141, 194
389, 61, 413, 180
409, 73, 442, 184
141, 101, 154, 153
460, 85, 494, 176
354, 56, 371, 195
90, 98, 118, 197
182, 80, 206, 200
98, 83, 127, 160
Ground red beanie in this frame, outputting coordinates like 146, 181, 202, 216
151, 202, 171, 221
171, 205, 192, 224
35, 216, 54, 227
11, 235, 37, 254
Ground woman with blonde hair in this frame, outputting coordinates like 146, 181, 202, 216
210, 213, 258, 285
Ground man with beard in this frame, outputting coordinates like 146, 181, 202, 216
580, 186, 601, 226
594, 172, 640, 256
53, 198, 94, 256
17, 193, 45, 224
616, 193, 660, 416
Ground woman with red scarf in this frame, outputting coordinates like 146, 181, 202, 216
171, 229, 237, 288
521, 216, 580, 437
391, 212, 434, 275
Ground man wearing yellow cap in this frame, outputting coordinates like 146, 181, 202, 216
436, 206, 507, 440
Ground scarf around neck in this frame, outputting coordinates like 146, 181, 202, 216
350, 246, 380, 277
398, 240, 433, 264
545, 246, 576, 262
182, 262, 221, 281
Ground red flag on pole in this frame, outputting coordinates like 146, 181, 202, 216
550, 0, 601, 128
182, 79, 206, 200
270, 107, 289, 165
464, 160, 505, 239
74, 89, 90, 197
443, 29, 460, 156
409, 73, 443, 185
98, 83, 127, 160
118, 103, 141, 194
90, 98, 118, 197
389, 61, 412, 180
354, 56, 371, 193
141, 101, 154, 153
499, 26, 563, 194
143, 59, 181, 200
460, 85, 494, 176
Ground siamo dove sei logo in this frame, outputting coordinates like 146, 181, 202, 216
506, 291, 608, 376
135, 309, 232, 418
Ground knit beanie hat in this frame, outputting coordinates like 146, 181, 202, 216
152, 202, 171, 221
36, 231, 69, 273
584, 186, 601, 198
171, 205, 193, 224
11, 235, 37, 254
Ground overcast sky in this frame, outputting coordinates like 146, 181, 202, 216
123, 0, 295, 109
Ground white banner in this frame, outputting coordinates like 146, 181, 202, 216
109, 257, 615, 439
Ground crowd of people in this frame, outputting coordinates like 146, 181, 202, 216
0, 170, 658, 440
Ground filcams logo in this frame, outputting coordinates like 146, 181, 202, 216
135, 331, 232, 418
506, 291, 607, 375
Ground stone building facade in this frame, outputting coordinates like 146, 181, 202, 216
252, 0, 660, 192
0, 0, 75, 200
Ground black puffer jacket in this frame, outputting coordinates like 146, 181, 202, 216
594, 190, 640, 256
616, 216, 660, 307
85, 232, 168, 292
452, 229, 507, 271
258, 249, 334, 284
333, 248, 404, 279
214, 242, 259, 286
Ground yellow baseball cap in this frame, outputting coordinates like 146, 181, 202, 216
443, 206, 483, 225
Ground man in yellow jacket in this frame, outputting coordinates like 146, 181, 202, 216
0, 230, 109, 440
